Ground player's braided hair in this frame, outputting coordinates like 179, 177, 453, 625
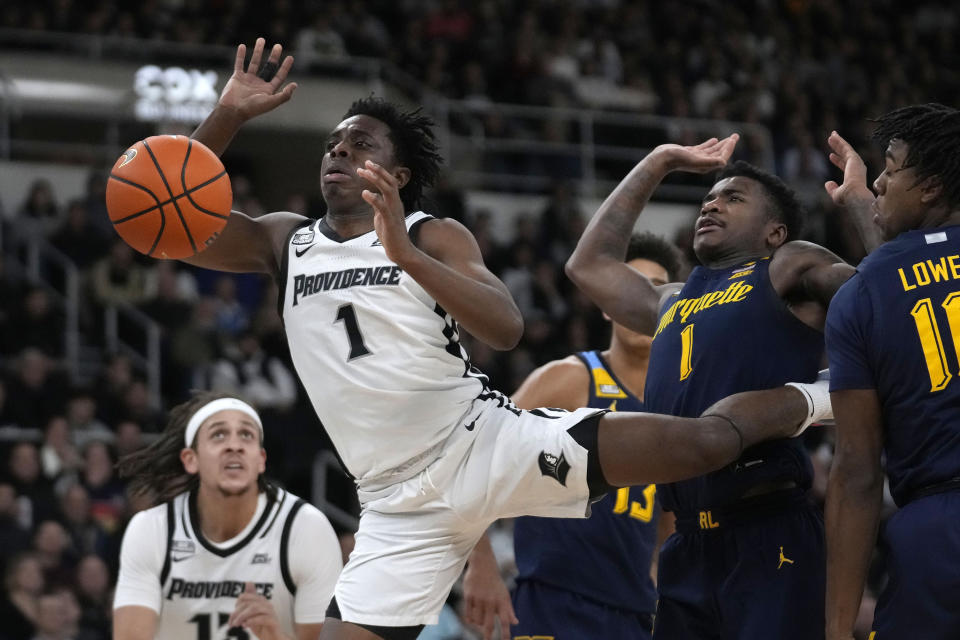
626, 232, 683, 282
715, 161, 805, 242
343, 97, 442, 212
117, 390, 269, 505
872, 103, 960, 209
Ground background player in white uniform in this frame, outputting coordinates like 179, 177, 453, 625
178, 38, 834, 640
113, 392, 342, 640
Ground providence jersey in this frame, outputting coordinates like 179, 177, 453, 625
513, 351, 658, 615
644, 258, 822, 512
827, 225, 960, 506
279, 213, 486, 483
158, 489, 303, 640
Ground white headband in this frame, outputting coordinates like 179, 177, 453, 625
184, 398, 263, 447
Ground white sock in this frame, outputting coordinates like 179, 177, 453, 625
784, 369, 832, 437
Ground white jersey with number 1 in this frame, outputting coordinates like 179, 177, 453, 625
279, 212, 487, 484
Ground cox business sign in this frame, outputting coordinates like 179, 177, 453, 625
133, 65, 219, 123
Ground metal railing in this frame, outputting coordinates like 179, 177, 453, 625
432, 100, 775, 198
103, 303, 162, 409
2, 219, 80, 379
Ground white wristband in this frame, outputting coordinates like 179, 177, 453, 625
784, 369, 832, 437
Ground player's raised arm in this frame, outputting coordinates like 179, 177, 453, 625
566, 135, 737, 335
358, 160, 523, 350
825, 131, 883, 255
181, 38, 303, 275
193, 38, 297, 157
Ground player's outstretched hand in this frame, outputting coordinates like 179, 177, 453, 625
652, 133, 739, 174
462, 555, 518, 640
219, 38, 297, 122
824, 131, 874, 208
358, 160, 416, 264
227, 582, 284, 640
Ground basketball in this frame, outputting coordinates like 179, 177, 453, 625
106, 135, 232, 259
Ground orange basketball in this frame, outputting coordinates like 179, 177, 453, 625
106, 135, 232, 259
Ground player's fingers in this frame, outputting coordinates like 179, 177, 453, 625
270, 55, 295, 89
362, 160, 398, 186
481, 609, 496, 640
828, 152, 844, 170
824, 181, 838, 196
267, 42, 282, 64
247, 37, 266, 74
501, 598, 519, 625
361, 189, 385, 211
234, 44, 246, 73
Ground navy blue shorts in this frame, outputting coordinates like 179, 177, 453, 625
511, 580, 653, 640
653, 492, 825, 640
870, 490, 960, 639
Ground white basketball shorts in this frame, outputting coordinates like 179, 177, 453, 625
333, 393, 605, 627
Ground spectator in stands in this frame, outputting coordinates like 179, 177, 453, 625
4, 348, 69, 430
0, 482, 30, 559
116, 380, 163, 433
294, 12, 346, 63
5, 441, 59, 528
59, 483, 112, 561
2, 286, 65, 358
112, 420, 143, 459
64, 390, 111, 445
0, 552, 44, 640
50, 200, 111, 270
169, 297, 221, 395
78, 442, 125, 538
74, 554, 111, 639
89, 240, 148, 309
92, 354, 133, 429
31, 587, 86, 640
139, 262, 195, 333
31, 520, 75, 588
0, 380, 14, 427
18, 179, 62, 237
207, 330, 298, 413
210, 275, 250, 337
39, 415, 83, 486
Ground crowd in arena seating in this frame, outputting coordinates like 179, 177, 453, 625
2, 0, 952, 637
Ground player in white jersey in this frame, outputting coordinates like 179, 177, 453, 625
112, 392, 342, 640
175, 38, 834, 640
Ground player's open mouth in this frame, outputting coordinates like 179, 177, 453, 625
695, 217, 722, 234
323, 168, 351, 183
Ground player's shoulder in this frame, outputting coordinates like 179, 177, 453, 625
410, 215, 476, 254
283, 495, 338, 554
534, 355, 591, 387
772, 239, 845, 266
512, 355, 590, 410
121, 501, 170, 544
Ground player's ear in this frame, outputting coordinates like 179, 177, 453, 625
919, 175, 943, 205
765, 220, 788, 249
394, 166, 411, 190
180, 447, 199, 474
257, 448, 266, 474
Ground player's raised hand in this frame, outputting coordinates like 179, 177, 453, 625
358, 160, 416, 264
462, 553, 518, 640
219, 38, 297, 122
227, 582, 283, 640
824, 131, 875, 207
652, 133, 740, 174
